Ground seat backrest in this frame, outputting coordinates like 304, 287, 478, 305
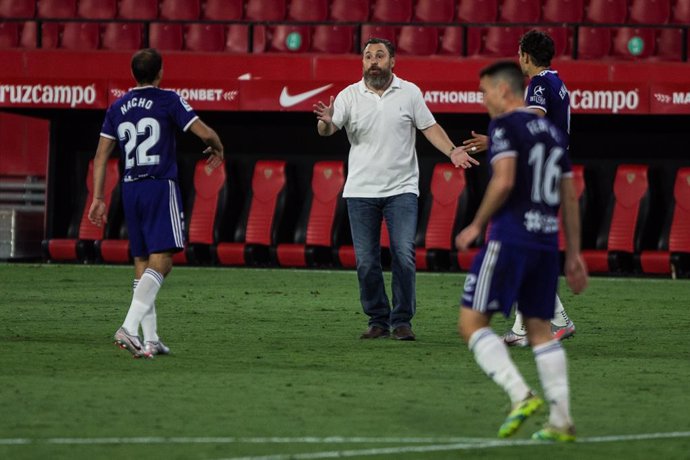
102, 22, 143, 51
536, 26, 571, 58
542, 0, 583, 23
78, 0, 116, 18
0, 0, 36, 18
630, 0, 670, 24
187, 160, 227, 245
185, 23, 225, 52
330, 0, 370, 21
304, 161, 345, 246
78, 158, 119, 240
457, 0, 498, 22
654, 27, 683, 61
611, 27, 656, 59
585, 0, 628, 23
577, 26, 612, 59
60, 22, 100, 50
414, 0, 455, 22
268, 25, 311, 52
240, 160, 288, 245
498, 0, 541, 22
397, 26, 439, 55
421, 163, 468, 250
37, 0, 76, 18
481, 26, 526, 57
558, 164, 586, 251
439, 26, 463, 56
117, 0, 158, 19
288, 0, 327, 21
0, 21, 18, 47
159, 0, 200, 20
202, 0, 243, 20
149, 23, 184, 51
245, 0, 286, 20
226, 24, 249, 53
606, 164, 650, 252
360, 24, 397, 49
668, 167, 690, 252
312, 25, 354, 54
671, 0, 690, 23
371, 0, 413, 22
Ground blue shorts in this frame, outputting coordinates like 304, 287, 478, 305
461, 240, 560, 320
122, 179, 185, 258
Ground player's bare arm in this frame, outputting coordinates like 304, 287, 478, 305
88, 136, 117, 227
421, 123, 480, 169
314, 96, 338, 136
560, 176, 588, 294
189, 119, 224, 170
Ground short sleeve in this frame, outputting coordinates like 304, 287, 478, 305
100, 107, 116, 140
410, 84, 435, 130
488, 119, 517, 164
331, 89, 349, 130
171, 94, 199, 132
525, 76, 549, 114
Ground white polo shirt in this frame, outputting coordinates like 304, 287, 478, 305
331, 74, 436, 198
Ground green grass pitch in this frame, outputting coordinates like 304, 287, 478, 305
1, 264, 689, 459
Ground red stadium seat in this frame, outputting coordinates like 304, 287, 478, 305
20, 20, 36, 47
312, 25, 354, 53
216, 161, 290, 266
225, 24, 249, 53
371, 0, 413, 22
245, 0, 286, 21
78, 0, 116, 19
0, 21, 19, 47
37, 0, 76, 18
61, 22, 99, 50
288, 0, 328, 21
558, 165, 586, 251
611, 27, 656, 59
276, 161, 346, 267
185, 23, 225, 52
536, 26, 572, 58
582, 164, 650, 273
671, 0, 690, 23
330, 0, 370, 21
542, 0, 584, 23
397, 26, 439, 55
654, 27, 683, 60
360, 24, 397, 49
457, 0, 498, 23
97, 220, 131, 264
498, 0, 541, 23
267, 24, 311, 52
585, 0, 628, 24
414, 0, 455, 22
102, 22, 143, 50
43, 159, 119, 262
480, 26, 526, 57
149, 23, 183, 51
577, 26, 611, 59
630, 0, 671, 24
159, 0, 200, 20
201, 0, 243, 20
0, 0, 36, 18
40, 22, 59, 48
117, 0, 158, 19
439, 26, 464, 56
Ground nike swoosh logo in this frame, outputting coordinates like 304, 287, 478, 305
279, 84, 333, 108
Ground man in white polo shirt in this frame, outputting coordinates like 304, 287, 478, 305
314, 38, 478, 341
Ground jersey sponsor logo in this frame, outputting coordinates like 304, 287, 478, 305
523, 210, 559, 234
0, 83, 97, 107
279, 84, 333, 108
423, 91, 483, 104
570, 89, 640, 113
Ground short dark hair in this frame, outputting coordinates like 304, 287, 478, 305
479, 61, 525, 96
362, 37, 395, 57
519, 29, 554, 68
131, 48, 162, 84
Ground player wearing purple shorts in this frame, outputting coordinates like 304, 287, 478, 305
455, 61, 587, 441
88, 48, 224, 358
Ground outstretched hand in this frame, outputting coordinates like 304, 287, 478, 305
450, 147, 480, 169
313, 96, 334, 124
462, 131, 488, 154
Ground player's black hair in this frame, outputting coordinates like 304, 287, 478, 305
479, 61, 525, 96
519, 29, 554, 68
131, 48, 162, 84
362, 37, 395, 57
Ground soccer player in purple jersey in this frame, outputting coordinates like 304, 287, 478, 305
88, 48, 224, 358
462, 30, 576, 346
455, 61, 587, 441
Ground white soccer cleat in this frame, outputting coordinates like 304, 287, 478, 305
552, 321, 576, 341
114, 327, 152, 359
502, 330, 529, 347
145, 340, 170, 356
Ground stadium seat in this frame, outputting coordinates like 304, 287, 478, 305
577, 26, 611, 59
225, 24, 249, 53
416, 163, 470, 271
77, 0, 116, 19
216, 160, 291, 266
0, 21, 19, 47
149, 23, 183, 51
480, 26, 526, 57
542, 0, 584, 23
96, 220, 131, 264
330, 0, 370, 21
397, 26, 439, 55
43, 159, 119, 262
630, 0, 671, 24
201, 0, 243, 20
611, 27, 656, 59
37, 0, 76, 18
671, 0, 690, 23
101, 22, 143, 51
360, 24, 397, 49
654, 27, 683, 60
19, 20, 36, 47
638, 168, 690, 276
582, 164, 650, 274
498, 0, 541, 23
536, 26, 571, 58
276, 161, 346, 267
557, 165, 586, 252
184, 23, 225, 52
245, 0, 286, 21
159, 0, 200, 20
40, 22, 59, 48
266, 24, 311, 53
60, 22, 99, 50
438, 26, 464, 55
414, 0, 455, 22
0, 0, 36, 18
371, 0, 413, 22
457, 0, 498, 23
585, 0, 628, 24
312, 24, 354, 54
288, 0, 328, 21
117, 0, 158, 19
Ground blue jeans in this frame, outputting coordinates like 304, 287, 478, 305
346, 193, 417, 330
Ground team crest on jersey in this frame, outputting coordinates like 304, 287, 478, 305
179, 97, 193, 112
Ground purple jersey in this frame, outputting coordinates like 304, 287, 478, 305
525, 70, 570, 145
487, 110, 572, 250
100, 86, 198, 182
